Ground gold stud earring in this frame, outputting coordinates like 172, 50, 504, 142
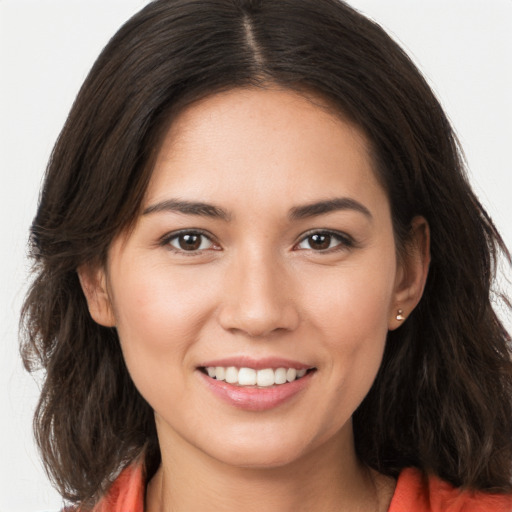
396, 309, 405, 321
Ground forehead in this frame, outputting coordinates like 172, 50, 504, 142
144, 87, 386, 215
159, 86, 364, 156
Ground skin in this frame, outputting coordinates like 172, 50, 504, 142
80, 87, 430, 511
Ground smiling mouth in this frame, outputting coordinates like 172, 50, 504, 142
200, 366, 316, 387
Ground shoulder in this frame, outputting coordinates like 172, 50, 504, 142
91, 463, 145, 512
389, 467, 512, 512
58, 463, 145, 512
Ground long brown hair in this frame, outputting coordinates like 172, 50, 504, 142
20, 0, 512, 506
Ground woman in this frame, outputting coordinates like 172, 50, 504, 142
20, 0, 512, 510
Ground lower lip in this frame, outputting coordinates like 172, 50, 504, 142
198, 370, 315, 411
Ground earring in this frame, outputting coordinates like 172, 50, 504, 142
396, 309, 405, 321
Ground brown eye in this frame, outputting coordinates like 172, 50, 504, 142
167, 232, 215, 252
178, 234, 201, 250
307, 233, 332, 250
296, 231, 352, 252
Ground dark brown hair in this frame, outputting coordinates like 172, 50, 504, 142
20, 0, 512, 506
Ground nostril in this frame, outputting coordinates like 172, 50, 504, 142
218, 302, 300, 338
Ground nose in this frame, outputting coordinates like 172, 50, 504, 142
218, 249, 300, 338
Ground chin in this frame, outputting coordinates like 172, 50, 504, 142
199, 428, 326, 470
217, 447, 306, 470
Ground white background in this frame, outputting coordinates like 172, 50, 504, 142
1, 1, 511, 510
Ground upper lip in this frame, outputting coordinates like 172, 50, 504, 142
198, 356, 314, 371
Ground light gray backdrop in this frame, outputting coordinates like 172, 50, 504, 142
1, 1, 510, 510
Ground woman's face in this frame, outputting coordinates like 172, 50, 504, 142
83, 87, 427, 469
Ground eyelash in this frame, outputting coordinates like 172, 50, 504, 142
294, 230, 355, 253
160, 229, 219, 254
160, 229, 355, 255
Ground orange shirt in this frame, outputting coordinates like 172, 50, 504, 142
389, 468, 512, 512
90, 464, 512, 512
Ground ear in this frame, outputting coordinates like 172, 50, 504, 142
77, 264, 116, 327
389, 216, 430, 330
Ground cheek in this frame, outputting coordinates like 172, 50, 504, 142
107, 262, 218, 414
307, 256, 396, 341
108, 261, 220, 395
322, 286, 389, 393
112, 261, 212, 340
304, 252, 396, 397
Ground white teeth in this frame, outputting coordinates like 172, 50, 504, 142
238, 367, 257, 386
225, 366, 238, 384
286, 368, 297, 382
204, 366, 311, 387
274, 367, 287, 384
257, 368, 275, 387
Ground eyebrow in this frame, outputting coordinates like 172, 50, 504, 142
142, 196, 372, 222
288, 197, 372, 220
142, 199, 231, 221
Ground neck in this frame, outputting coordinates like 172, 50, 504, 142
146, 424, 394, 512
